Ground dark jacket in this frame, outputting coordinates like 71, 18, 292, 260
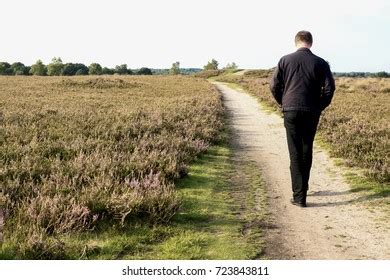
270, 48, 335, 112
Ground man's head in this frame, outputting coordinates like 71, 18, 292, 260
295, 31, 313, 48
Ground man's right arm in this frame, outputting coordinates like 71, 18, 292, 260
270, 60, 284, 105
320, 61, 336, 110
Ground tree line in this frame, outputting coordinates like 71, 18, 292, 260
2, 58, 387, 78
0, 58, 239, 76
0, 58, 153, 76
333, 71, 390, 78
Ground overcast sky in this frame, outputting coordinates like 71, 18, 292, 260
1, 0, 389, 71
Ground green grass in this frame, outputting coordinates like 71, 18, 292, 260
1, 144, 266, 259
345, 172, 390, 198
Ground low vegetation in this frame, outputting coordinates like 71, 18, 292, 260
320, 78, 389, 184
0, 75, 224, 258
193, 70, 225, 79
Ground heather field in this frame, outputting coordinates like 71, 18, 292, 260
214, 73, 390, 188
0, 76, 225, 258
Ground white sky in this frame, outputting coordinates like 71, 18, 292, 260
1, 0, 389, 71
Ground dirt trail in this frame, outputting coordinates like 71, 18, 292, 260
214, 82, 390, 259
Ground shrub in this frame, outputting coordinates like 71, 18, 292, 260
115, 64, 129, 75
88, 63, 103, 75
0, 62, 12, 75
11, 62, 28, 75
243, 69, 273, 78
29, 60, 47, 76
137, 67, 152, 75
47, 58, 64, 76
203, 59, 219, 70
102, 67, 115, 75
194, 70, 223, 79
62, 63, 89, 76
170, 62, 180, 75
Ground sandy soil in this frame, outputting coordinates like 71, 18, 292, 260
214, 82, 390, 259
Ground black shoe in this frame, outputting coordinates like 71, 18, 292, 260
290, 198, 306, 207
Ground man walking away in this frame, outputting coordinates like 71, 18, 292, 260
270, 31, 336, 207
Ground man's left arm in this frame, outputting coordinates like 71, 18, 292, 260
270, 60, 284, 106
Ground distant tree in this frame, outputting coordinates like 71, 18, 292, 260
74, 68, 86, 75
137, 67, 152, 75
0, 62, 14, 76
47, 57, 64, 76
24, 66, 31, 75
115, 64, 129, 75
203, 59, 219, 70
0, 62, 10, 73
102, 67, 115, 75
88, 63, 103, 75
62, 63, 76, 76
0, 62, 13, 75
224, 62, 238, 70
170, 61, 180, 75
376, 71, 389, 78
29, 60, 47, 76
11, 62, 28, 75
75, 64, 89, 75
62, 63, 88, 76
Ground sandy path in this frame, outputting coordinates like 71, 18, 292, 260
214, 82, 390, 260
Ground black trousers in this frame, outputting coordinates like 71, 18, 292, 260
283, 111, 321, 203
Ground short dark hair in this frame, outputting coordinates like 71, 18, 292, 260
295, 31, 313, 46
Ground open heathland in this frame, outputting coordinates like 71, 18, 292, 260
0, 76, 224, 258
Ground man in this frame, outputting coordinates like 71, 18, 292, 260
270, 30, 335, 207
